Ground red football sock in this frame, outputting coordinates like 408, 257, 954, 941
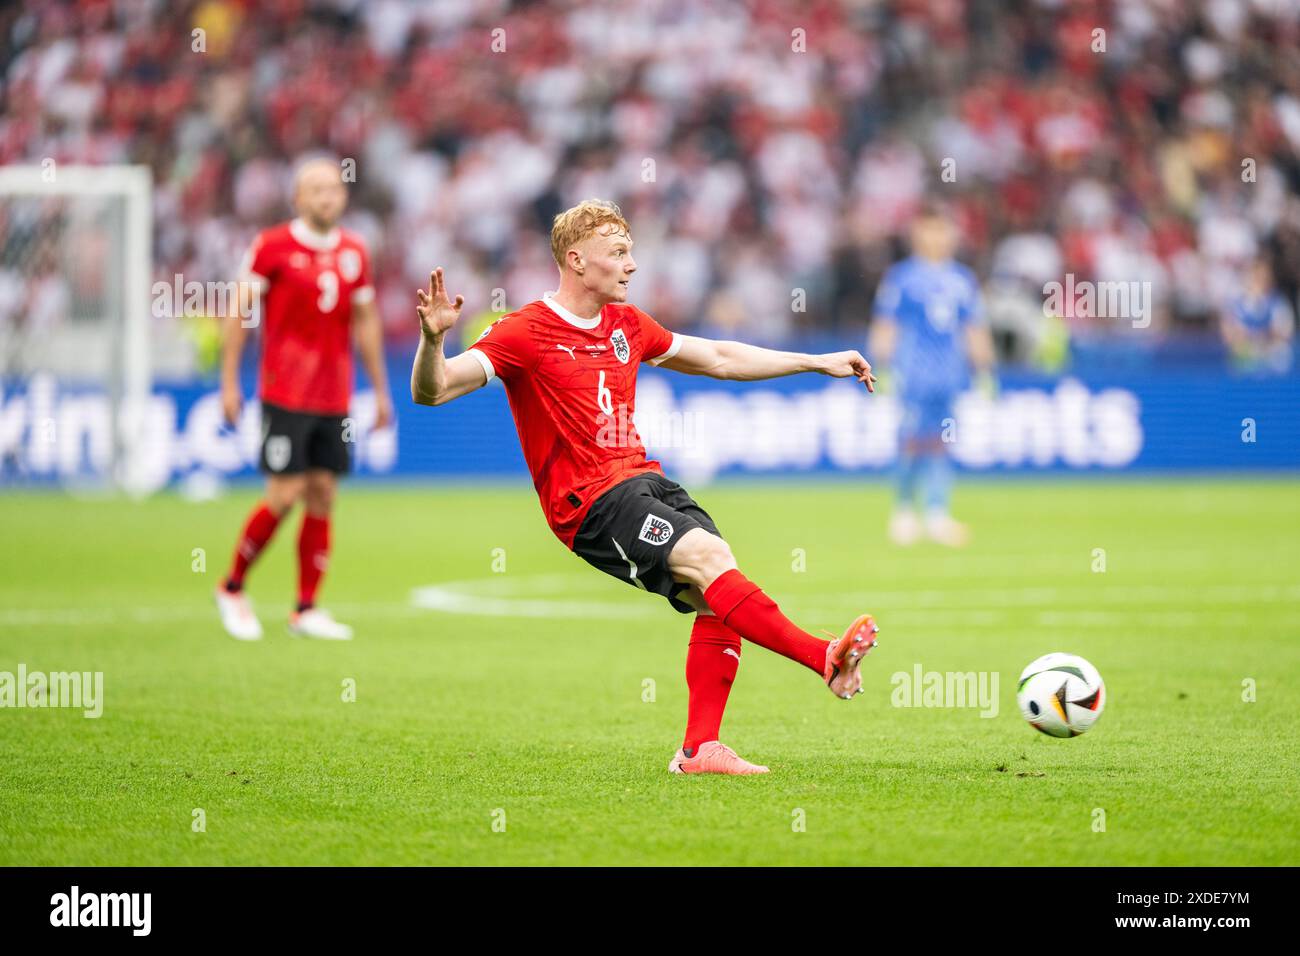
702, 569, 828, 675
296, 513, 331, 610
225, 502, 282, 589
682, 614, 742, 755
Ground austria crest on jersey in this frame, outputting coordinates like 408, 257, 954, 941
610, 328, 629, 363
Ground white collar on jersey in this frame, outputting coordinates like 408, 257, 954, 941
542, 292, 603, 330
289, 217, 342, 251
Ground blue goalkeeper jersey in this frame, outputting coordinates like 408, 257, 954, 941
872, 256, 983, 398
1229, 291, 1293, 337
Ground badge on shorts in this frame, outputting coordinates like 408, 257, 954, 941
638, 513, 674, 546
611, 328, 629, 364
265, 435, 291, 472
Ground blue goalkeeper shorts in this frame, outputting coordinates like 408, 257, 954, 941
898, 393, 956, 443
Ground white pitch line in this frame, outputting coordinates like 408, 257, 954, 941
800, 582, 1300, 609
831, 546, 1300, 578
409, 575, 1300, 621
409, 582, 651, 619
0, 600, 428, 629
0, 576, 1295, 628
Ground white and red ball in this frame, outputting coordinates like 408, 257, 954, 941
1017, 653, 1105, 738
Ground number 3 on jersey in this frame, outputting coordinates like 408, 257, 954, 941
316, 269, 339, 312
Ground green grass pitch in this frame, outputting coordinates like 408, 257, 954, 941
0, 478, 1296, 866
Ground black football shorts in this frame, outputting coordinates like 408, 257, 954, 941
571, 472, 724, 614
259, 401, 351, 475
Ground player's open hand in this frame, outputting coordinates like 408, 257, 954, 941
820, 350, 876, 392
416, 267, 464, 340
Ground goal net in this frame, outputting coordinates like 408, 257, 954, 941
0, 164, 154, 492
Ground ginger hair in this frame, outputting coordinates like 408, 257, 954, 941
550, 199, 630, 268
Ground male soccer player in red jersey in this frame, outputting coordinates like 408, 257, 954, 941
411, 200, 878, 775
214, 158, 392, 642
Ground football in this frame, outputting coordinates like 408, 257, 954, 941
1017, 653, 1106, 738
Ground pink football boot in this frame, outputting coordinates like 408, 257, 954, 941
668, 741, 770, 775
824, 613, 879, 699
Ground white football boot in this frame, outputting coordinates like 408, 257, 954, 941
924, 510, 970, 547
215, 587, 264, 641
288, 607, 353, 641
888, 508, 921, 546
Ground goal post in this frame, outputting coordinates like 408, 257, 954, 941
0, 164, 153, 491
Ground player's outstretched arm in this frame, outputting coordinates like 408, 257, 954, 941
659, 334, 875, 391
411, 268, 487, 406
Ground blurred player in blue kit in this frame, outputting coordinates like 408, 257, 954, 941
1221, 256, 1295, 374
869, 203, 996, 547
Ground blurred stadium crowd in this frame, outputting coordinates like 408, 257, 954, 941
3, 0, 1299, 365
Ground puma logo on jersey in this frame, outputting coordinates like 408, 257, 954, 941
638, 513, 674, 545
722, 648, 741, 661
555, 344, 577, 360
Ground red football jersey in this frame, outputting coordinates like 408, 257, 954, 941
468, 294, 682, 548
239, 218, 374, 415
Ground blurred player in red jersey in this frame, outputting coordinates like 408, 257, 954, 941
411, 200, 879, 775
214, 157, 392, 642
